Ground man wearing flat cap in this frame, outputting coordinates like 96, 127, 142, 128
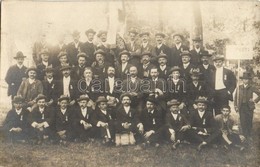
234, 72, 260, 139
3, 96, 30, 142
28, 94, 56, 144
36, 49, 53, 81
67, 30, 84, 66
186, 96, 219, 151
17, 67, 43, 110
170, 33, 189, 67
72, 94, 96, 142
210, 54, 236, 115
5, 51, 28, 99
55, 65, 78, 106
152, 32, 171, 64
190, 37, 205, 66
81, 28, 97, 66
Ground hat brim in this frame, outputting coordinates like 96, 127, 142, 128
58, 97, 70, 102
77, 97, 89, 102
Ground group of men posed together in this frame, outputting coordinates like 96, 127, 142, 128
3, 28, 260, 151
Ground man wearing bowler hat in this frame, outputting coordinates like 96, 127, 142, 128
179, 51, 196, 83
17, 67, 43, 110
55, 65, 78, 106
170, 33, 189, 67
3, 96, 30, 142
190, 37, 205, 66
153, 32, 171, 62
28, 94, 56, 144
5, 51, 28, 99
116, 50, 132, 80
198, 51, 215, 85
91, 49, 111, 79
157, 53, 171, 80
67, 30, 84, 66
140, 31, 153, 55
55, 95, 75, 142
211, 54, 236, 115
72, 52, 88, 80
81, 28, 97, 66
164, 99, 190, 150
42, 67, 57, 107
139, 51, 156, 79
234, 72, 260, 139
72, 94, 96, 142
92, 96, 115, 144
187, 96, 219, 151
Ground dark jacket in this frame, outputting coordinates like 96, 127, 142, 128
3, 108, 30, 131
140, 109, 163, 132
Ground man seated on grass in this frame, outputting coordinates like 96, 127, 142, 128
187, 96, 219, 151
3, 96, 30, 142
115, 93, 143, 142
92, 96, 115, 144
165, 99, 190, 150
139, 96, 163, 147
55, 95, 75, 144
28, 94, 56, 144
215, 105, 246, 151
72, 94, 96, 142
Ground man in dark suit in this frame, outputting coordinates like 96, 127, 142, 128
190, 37, 205, 66
67, 30, 84, 66
115, 93, 142, 137
55, 65, 77, 106
152, 32, 171, 64
32, 33, 52, 66
164, 99, 190, 150
3, 96, 30, 142
116, 50, 133, 80
5, 51, 27, 99
28, 94, 56, 144
139, 32, 154, 54
42, 67, 57, 107
104, 66, 121, 109
139, 96, 163, 146
211, 55, 236, 115
36, 49, 53, 81
169, 33, 189, 67
234, 72, 260, 138
186, 97, 219, 151
166, 66, 187, 108
55, 95, 75, 142
72, 52, 88, 80
96, 30, 115, 66
91, 49, 110, 79
179, 51, 196, 83
139, 51, 156, 79
50, 33, 67, 68
126, 28, 141, 65
198, 51, 215, 85
92, 96, 115, 144
81, 29, 97, 66
72, 95, 96, 141
157, 53, 171, 80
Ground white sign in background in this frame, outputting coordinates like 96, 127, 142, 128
226, 45, 253, 60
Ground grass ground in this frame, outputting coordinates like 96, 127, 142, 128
0, 98, 259, 166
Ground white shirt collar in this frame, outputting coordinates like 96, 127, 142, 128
198, 110, 205, 118
28, 78, 35, 84
171, 112, 178, 120
63, 76, 71, 81
124, 106, 130, 114
175, 43, 182, 50
157, 43, 163, 48
148, 109, 154, 114
160, 65, 166, 71
47, 77, 53, 83
16, 108, 22, 115
17, 64, 23, 69
42, 61, 48, 67
172, 78, 179, 84
101, 109, 107, 115
61, 108, 67, 115
183, 62, 190, 69
203, 64, 209, 69
39, 107, 45, 113
195, 47, 201, 53
142, 42, 148, 48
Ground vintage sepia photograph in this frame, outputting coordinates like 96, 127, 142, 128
0, 0, 259, 166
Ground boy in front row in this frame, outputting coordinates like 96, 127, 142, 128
215, 105, 246, 150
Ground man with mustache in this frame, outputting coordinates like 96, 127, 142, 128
72, 52, 88, 80
36, 49, 52, 81
157, 53, 171, 80
67, 30, 84, 66
81, 29, 97, 66
140, 31, 153, 54
91, 49, 110, 79
198, 51, 215, 86
190, 37, 205, 66
139, 51, 156, 79
116, 50, 132, 80
126, 28, 141, 65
